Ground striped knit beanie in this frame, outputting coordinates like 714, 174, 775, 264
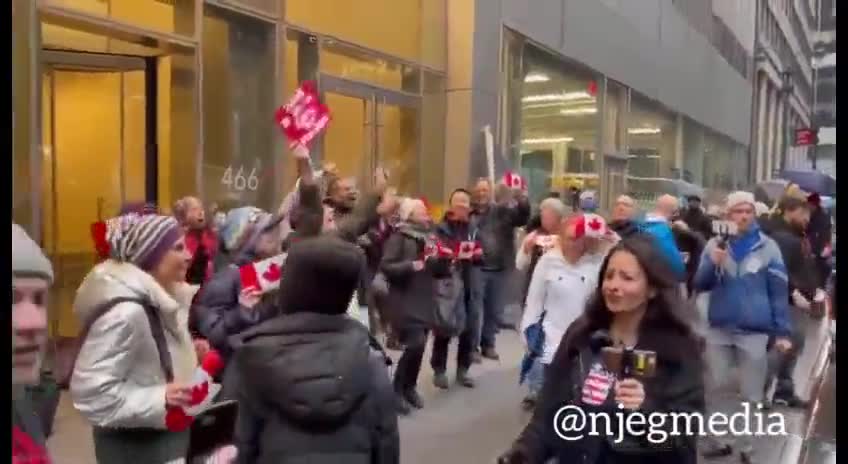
109, 214, 182, 271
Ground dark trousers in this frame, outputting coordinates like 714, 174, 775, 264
394, 328, 428, 393
766, 306, 807, 396
430, 328, 473, 373
474, 269, 507, 350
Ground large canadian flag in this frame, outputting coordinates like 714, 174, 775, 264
239, 253, 287, 294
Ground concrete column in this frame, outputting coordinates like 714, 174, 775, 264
674, 114, 684, 173
444, 0, 475, 199
765, 84, 778, 180
755, 74, 769, 182
775, 93, 785, 173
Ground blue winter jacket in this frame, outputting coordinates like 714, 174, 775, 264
639, 217, 686, 281
693, 232, 792, 337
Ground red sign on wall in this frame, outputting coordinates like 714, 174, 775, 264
794, 127, 818, 146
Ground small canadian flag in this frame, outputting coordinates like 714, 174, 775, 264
502, 171, 526, 190
456, 240, 483, 260
165, 350, 225, 432
239, 253, 287, 294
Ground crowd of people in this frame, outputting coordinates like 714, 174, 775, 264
11, 144, 834, 463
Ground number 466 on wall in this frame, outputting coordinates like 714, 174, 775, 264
221, 166, 260, 192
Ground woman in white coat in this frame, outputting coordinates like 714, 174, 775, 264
71, 214, 199, 463
519, 213, 610, 410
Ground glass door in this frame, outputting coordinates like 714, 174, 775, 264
320, 75, 420, 194
40, 50, 151, 375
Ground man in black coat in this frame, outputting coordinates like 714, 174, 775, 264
762, 196, 822, 408
470, 179, 531, 361
231, 236, 399, 464
681, 195, 713, 240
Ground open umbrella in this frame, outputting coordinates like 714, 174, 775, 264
778, 170, 836, 196
752, 179, 792, 207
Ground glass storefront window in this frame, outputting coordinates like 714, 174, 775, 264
45, 0, 195, 37
286, 0, 445, 68
626, 93, 680, 180
320, 40, 420, 93
682, 117, 706, 186
159, 50, 199, 210
702, 131, 736, 192
513, 43, 600, 203
201, 5, 276, 212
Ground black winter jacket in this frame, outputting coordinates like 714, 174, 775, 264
231, 313, 399, 464
762, 216, 820, 299
380, 225, 448, 332
505, 325, 705, 464
470, 198, 531, 271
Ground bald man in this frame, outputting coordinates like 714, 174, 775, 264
639, 195, 687, 280
654, 194, 679, 220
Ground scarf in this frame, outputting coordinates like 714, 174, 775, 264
729, 222, 762, 262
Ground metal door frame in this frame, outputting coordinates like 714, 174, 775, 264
319, 74, 420, 189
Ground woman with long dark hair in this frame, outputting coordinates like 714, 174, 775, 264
499, 236, 705, 464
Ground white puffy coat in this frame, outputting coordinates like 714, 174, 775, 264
70, 260, 198, 430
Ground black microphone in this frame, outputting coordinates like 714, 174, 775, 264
589, 329, 613, 354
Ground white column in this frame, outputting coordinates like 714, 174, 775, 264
765, 84, 778, 179
755, 74, 769, 182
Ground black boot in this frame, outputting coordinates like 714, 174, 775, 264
394, 392, 411, 415
404, 389, 424, 409
456, 369, 475, 388
433, 372, 449, 390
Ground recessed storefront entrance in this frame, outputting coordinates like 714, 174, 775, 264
321, 76, 420, 195
40, 50, 156, 375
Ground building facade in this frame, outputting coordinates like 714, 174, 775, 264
12, 0, 446, 339
447, 0, 756, 211
751, 0, 820, 180
809, 0, 836, 177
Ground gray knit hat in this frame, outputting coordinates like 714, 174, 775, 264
12, 223, 54, 284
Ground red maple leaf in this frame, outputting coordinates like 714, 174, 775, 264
588, 217, 603, 231
263, 263, 282, 282
189, 381, 209, 406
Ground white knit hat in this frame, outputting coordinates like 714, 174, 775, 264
726, 191, 756, 211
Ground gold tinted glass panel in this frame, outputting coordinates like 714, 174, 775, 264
286, 0, 422, 62
323, 92, 370, 182
41, 65, 149, 338
320, 42, 420, 93
44, 69, 122, 338
123, 71, 147, 204
377, 103, 418, 196
45, 0, 195, 36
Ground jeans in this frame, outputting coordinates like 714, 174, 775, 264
473, 269, 507, 350
766, 306, 807, 397
526, 359, 546, 395
393, 328, 428, 393
703, 328, 770, 454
